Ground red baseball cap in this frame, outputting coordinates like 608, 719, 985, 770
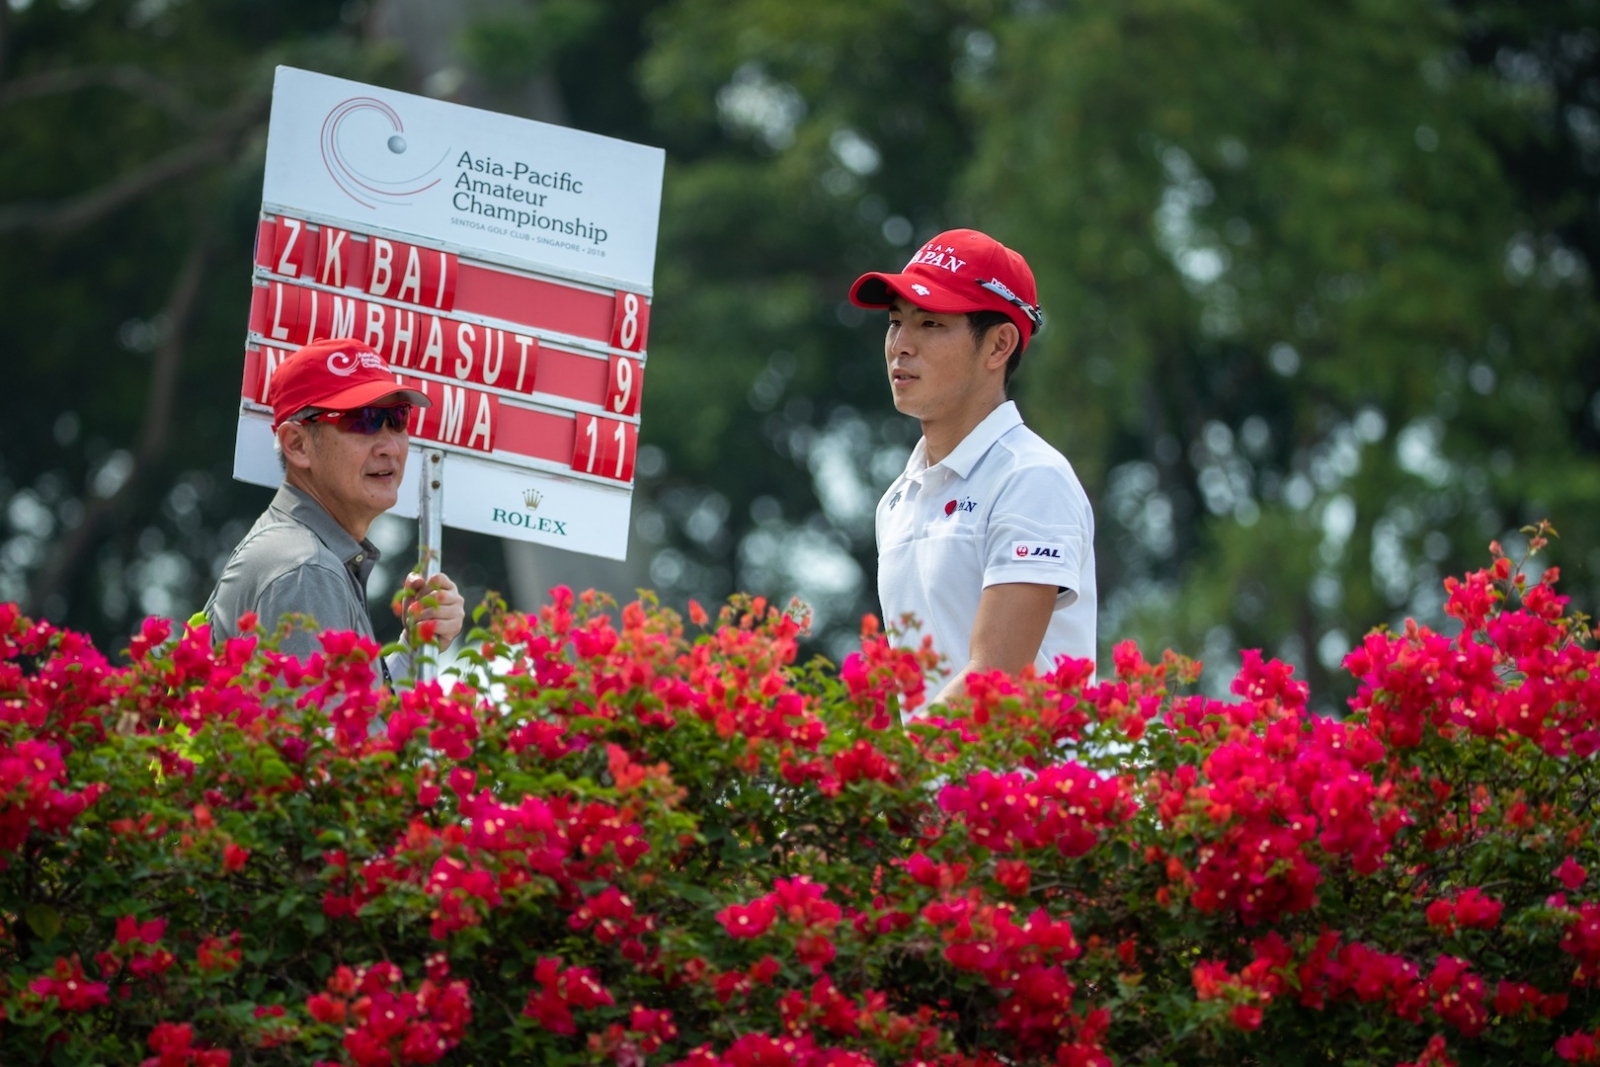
849, 229, 1043, 350
267, 338, 430, 429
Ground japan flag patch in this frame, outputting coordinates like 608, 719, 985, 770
1011, 541, 1063, 561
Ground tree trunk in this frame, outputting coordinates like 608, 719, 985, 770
28, 230, 213, 616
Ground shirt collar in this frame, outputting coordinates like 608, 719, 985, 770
906, 401, 1023, 482
271, 483, 380, 571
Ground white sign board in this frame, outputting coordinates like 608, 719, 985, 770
233, 66, 665, 560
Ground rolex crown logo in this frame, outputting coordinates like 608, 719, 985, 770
523, 488, 543, 510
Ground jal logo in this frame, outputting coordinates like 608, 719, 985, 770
943, 497, 977, 516
1012, 541, 1063, 560
322, 96, 450, 209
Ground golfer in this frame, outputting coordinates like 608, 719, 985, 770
850, 229, 1097, 701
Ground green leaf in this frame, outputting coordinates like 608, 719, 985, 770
24, 904, 61, 941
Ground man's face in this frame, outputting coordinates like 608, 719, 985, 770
884, 296, 990, 421
281, 410, 409, 538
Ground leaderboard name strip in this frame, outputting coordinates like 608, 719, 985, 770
253, 216, 651, 356
244, 288, 643, 416
243, 213, 647, 485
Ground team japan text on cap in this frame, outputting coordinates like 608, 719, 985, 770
267, 338, 431, 429
849, 228, 1043, 350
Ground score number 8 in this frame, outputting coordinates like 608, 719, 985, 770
610, 291, 650, 353
618, 294, 640, 349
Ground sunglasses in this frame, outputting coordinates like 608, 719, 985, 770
299, 404, 412, 434
977, 278, 1045, 332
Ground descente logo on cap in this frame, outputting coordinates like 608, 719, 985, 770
1011, 541, 1063, 560
326, 349, 387, 377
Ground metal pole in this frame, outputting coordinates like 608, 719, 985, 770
416, 448, 444, 684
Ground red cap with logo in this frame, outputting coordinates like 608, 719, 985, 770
849, 228, 1043, 350
267, 338, 431, 429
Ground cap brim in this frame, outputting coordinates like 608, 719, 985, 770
315, 380, 433, 412
849, 271, 984, 314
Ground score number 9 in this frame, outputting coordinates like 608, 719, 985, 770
605, 354, 643, 417
572, 414, 637, 482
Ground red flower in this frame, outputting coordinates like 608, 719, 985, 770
1451, 889, 1503, 930
1398, 1035, 1455, 1067
1229, 1003, 1263, 1030
995, 859, 1032, 896
196, 934, 241, 975
1558, 1031, 1600, 1064
1427, 956, 1488, 1037
717, 898, 779, 939
522, 956, 613, 1035
307, 993, 346, 1024
1557, 856, 1589, 891
222, 843, 249, 872
1427, 889, 1502, 932
795, 932, 837, 974
116, 915, 166, 945
30, 956, 108, 1012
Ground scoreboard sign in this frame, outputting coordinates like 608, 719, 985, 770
233, 67, 664, 560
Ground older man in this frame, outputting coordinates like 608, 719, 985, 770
205, 337, 464, 683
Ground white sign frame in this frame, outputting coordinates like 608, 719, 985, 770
234, 67, 665, 563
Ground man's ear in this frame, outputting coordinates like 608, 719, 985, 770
982, 322, 1021, 372
276, 422, 317, 471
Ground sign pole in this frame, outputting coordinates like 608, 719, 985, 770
416, 448, 444, 683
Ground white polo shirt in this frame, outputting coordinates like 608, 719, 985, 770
876, 401, 1096, 676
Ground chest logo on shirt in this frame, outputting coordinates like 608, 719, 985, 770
888, 489, 903, 510
944, 497, 977, 516
1012, 541, 1063, 560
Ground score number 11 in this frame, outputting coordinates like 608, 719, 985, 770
571, 413, 637, 482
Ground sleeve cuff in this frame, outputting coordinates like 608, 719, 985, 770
983, 565, 1078, 605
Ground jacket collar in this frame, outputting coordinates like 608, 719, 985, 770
270, 483, 377, 569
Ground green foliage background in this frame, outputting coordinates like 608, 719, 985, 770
1, 0, 1597, 700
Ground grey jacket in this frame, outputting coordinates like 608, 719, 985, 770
205, 484, 409, 682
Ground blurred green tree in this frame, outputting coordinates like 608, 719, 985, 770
1, 0, 1595, 699
962, 0, 1600, 695
0, 0, 400, 644
620, 0, 1600, 692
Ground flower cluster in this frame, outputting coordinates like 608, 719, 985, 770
1150, 703, 1406, 923
5, 533, 1600, 1065
522, 956, 613, 1035
306, 962, 471, 1066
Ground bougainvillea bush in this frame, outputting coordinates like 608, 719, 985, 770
5, 532, 1600, 1066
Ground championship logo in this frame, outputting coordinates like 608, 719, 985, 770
321, 96, 450, 209
325, 349, 386, 376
